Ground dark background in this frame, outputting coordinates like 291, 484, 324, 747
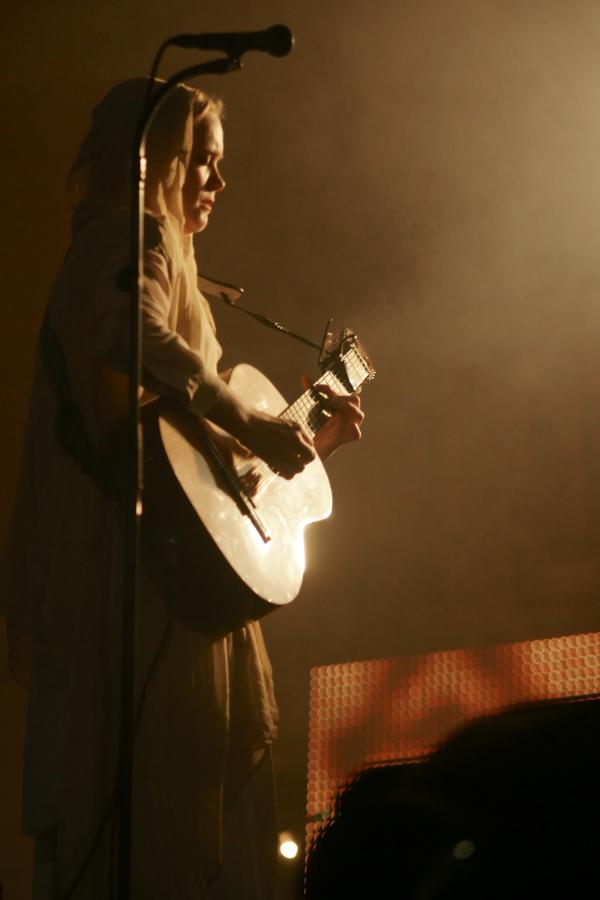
2, 1, 600, 895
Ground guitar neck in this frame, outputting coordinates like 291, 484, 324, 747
280, 347, 370, 436
279, 371, 342, 436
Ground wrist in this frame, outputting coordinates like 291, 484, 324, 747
204, 385, 253, 442
314, 430, 336, 461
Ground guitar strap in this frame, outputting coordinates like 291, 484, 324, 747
39, 310, 120, 500
198, 273, 330, 356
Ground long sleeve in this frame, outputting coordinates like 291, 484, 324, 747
93, 210, 225, 417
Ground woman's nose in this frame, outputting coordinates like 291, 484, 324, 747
207, 167, 226, 192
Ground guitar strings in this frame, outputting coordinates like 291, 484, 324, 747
236, 348, 370, 493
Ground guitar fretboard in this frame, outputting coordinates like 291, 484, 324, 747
280, 348, 370, 436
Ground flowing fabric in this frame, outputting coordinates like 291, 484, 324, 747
2, 80, 279, 899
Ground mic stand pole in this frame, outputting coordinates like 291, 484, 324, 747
118, 54, 241, 900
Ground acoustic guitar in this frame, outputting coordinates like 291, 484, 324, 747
142, 329, 375, 635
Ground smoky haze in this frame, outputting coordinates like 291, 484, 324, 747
2, 0, 600, 889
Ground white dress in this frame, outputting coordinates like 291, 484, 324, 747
2, 209, 279, 899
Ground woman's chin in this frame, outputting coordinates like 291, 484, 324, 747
184, 213, 210, 235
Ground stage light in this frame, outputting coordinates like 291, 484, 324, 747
279, 831, 300, 860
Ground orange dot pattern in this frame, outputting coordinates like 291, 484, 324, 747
306, 631, 600, 849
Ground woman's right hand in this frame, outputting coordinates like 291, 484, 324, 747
240, 409, 316, 479
204, 384, 315, 479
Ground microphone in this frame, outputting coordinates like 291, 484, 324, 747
171, 25, 294, 58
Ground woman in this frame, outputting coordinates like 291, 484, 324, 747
3, 79, 363, 899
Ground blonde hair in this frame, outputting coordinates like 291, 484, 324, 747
68, 79, 223, 233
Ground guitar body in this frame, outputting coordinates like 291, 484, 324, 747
142, 364, 333, 636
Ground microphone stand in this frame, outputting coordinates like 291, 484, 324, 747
118, 53, 241, 900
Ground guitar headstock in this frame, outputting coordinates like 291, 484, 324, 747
319, 327, 376, 393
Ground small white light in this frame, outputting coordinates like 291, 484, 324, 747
279, 831, 299, 860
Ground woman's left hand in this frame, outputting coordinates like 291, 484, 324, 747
301, 377, 364, 461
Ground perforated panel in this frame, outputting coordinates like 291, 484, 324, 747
306, 631, 600, 845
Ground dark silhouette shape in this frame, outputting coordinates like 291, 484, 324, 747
305, 696, 600, 899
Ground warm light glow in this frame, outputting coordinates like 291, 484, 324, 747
279, 832, 299, 860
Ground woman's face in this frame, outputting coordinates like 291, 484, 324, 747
182, 112, 226, 234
